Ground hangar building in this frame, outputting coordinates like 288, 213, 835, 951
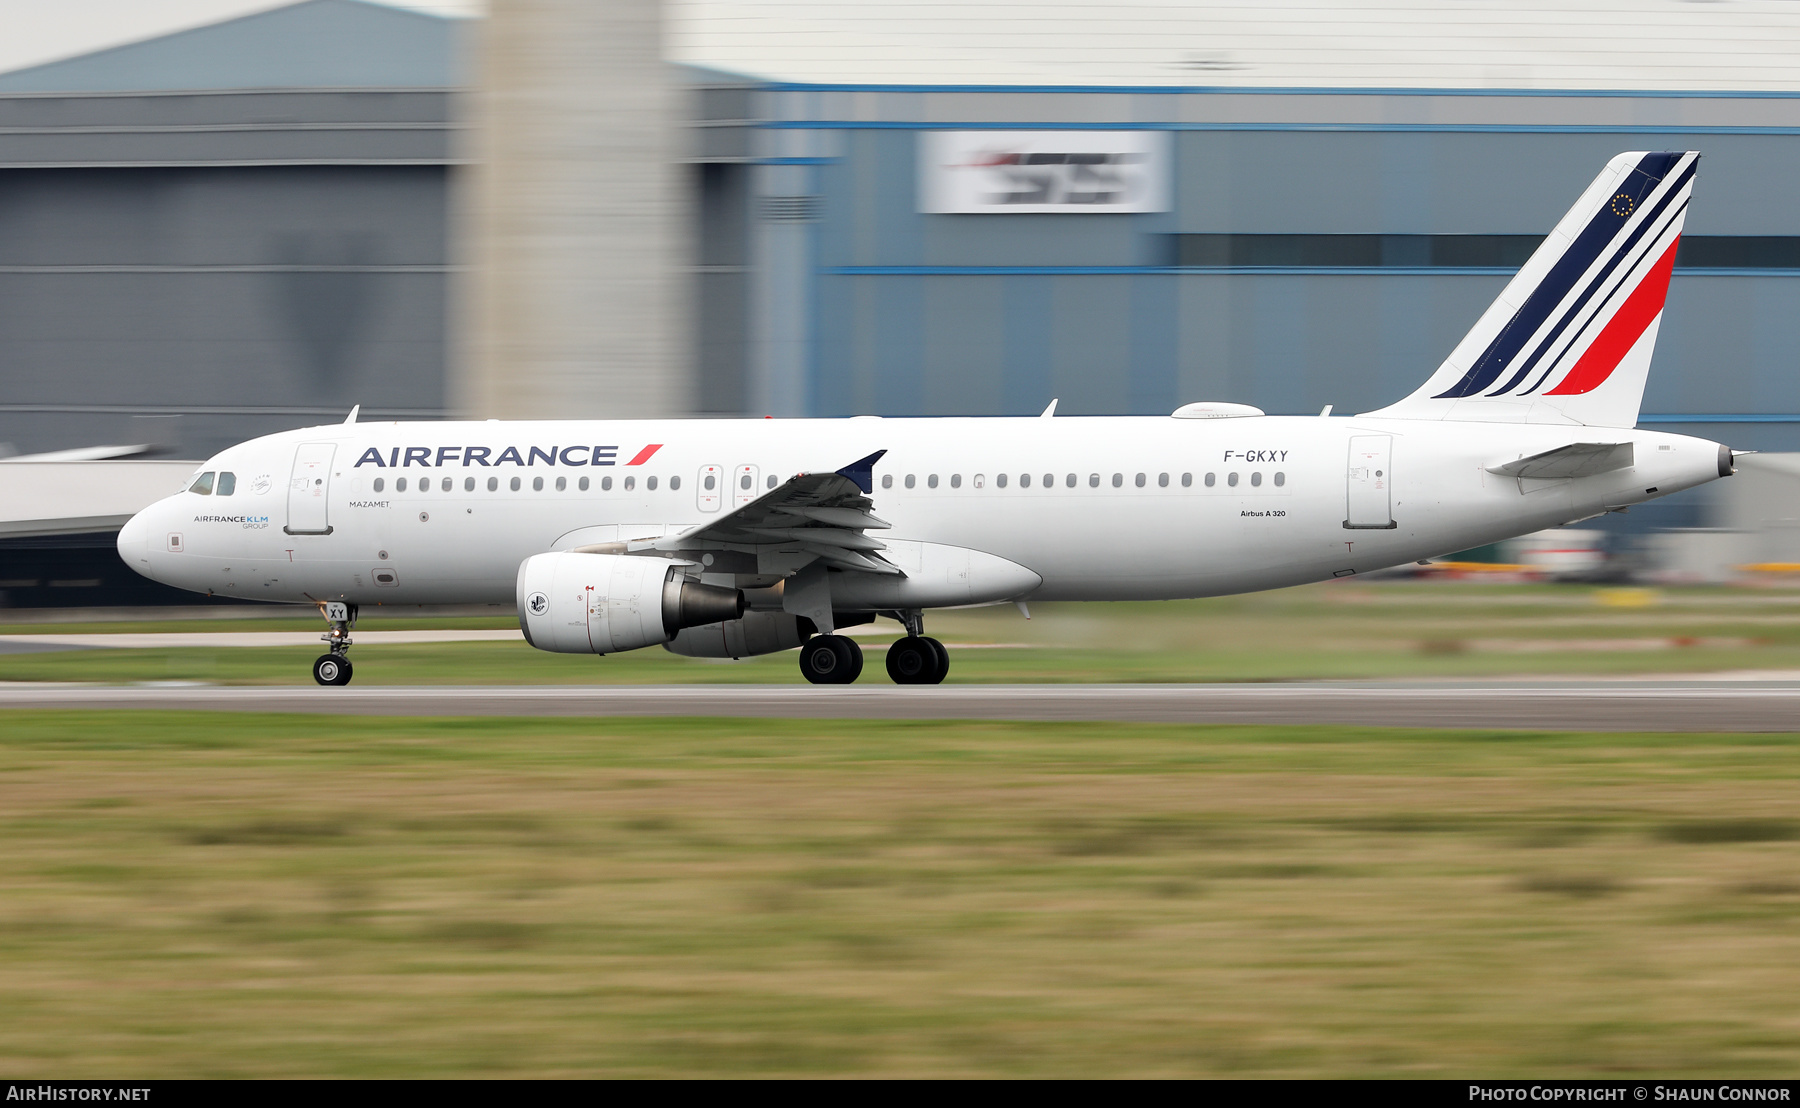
4, 0, 1800, 604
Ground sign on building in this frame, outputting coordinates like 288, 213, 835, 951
918, 131, 1170, 214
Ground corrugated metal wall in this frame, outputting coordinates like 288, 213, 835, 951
743, 89, 1800, 451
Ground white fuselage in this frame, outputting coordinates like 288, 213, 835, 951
117, 415, 1727, 609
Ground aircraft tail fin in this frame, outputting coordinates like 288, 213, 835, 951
1364, 151, 1697, 428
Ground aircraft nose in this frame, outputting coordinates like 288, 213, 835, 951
116, 506, 153, 576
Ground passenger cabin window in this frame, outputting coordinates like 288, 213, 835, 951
1274, 472, 1286, 487
602, 476, 613, 491
555, 476, 567, 491
995, 473, 1006, 488
624, 476, 636, 491
488, 477, 498, 491
670, 476, 680, 491
442, 477, 452, 492
1181, 473, 1192, 487
189, 472, 214, 495
1020, 473, 1031, 488
704, 474, 716, 490
950, 474, 962, 489
928, 475, 939, 489
882, 474, 893, 489
510, 477, 521, 491
1088, 474, 1099, 488
533, 476, 544, 491
579, 476, 590, 491
1251, 472, 1262, 487
216, 472, 236, 496
374, 477, 386, 492
1135, 473, 1146, 488
465, 477, 475, 492
1228, 472, 1239, 487
1066, 474, 1077, 488
766, 475, 777, 489
398, 477, 409, 492
905, 475, 916, 489
1205, 473, 1216, 487
744, 474, 755, 490
1157, 473, 1168, 488
647, 476, 659, 491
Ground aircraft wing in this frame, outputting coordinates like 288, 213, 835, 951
1486, 442, 1634, 480
646, 450, 901, 575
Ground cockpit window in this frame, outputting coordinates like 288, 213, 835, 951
189, 472, 215, 495
216, 472, 236, 496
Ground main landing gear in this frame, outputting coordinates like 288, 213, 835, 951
797, 610, 949, 685
312, 600, 356, 686
798, 635, 863, 684
884, 635, 949, 685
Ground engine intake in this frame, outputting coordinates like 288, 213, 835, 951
517, 551, 745, 654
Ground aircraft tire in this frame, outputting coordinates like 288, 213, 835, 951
886, 636, 939, 684
312, 654, 352, 687
799, 635, 862, 684
921, 636, 950, 684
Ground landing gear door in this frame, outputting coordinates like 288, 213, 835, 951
286, 442, 336, 535
1344, 435, 1396, 530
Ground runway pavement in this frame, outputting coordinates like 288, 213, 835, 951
3, 681, 1800, 730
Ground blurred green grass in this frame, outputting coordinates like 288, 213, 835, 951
7, 582, 1800, 684
2, 710, 1799, 1076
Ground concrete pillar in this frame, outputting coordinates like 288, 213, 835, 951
455, 0, 690, 419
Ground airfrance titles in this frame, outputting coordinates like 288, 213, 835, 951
353, 444, 662, 469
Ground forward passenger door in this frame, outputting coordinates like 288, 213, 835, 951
285, 443, 336, 535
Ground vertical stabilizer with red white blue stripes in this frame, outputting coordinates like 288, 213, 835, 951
1365, 151, 1697, 428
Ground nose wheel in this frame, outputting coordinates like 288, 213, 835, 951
313, 654, 353, 686
312, 600, 357, 686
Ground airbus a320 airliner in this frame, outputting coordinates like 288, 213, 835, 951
119, 151, 1734, 686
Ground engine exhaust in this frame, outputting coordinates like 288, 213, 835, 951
662, 576, 746, 633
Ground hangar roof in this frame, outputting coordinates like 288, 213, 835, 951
4, 0, 1797, 96
0, 0, 463, 93
669, 0, 1800, 93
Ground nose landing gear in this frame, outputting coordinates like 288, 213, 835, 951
312, 600, 356, 686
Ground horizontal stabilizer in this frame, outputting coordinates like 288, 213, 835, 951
1486, 441, 1634, 479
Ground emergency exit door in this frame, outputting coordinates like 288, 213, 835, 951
696, 465, 723, 512
1345, 435, 1396, 529
286, 442, 336, 535
733, 465, 760, 508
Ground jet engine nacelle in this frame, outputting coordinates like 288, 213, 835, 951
664, 611, 813, 659
517, 551, 745, 655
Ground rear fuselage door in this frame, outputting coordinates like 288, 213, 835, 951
286, 442, 336, 535
1345, 435, 1396, 529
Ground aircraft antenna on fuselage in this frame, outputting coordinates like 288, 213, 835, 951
343, 405, 360, 425
1040, 399, 1058, 417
